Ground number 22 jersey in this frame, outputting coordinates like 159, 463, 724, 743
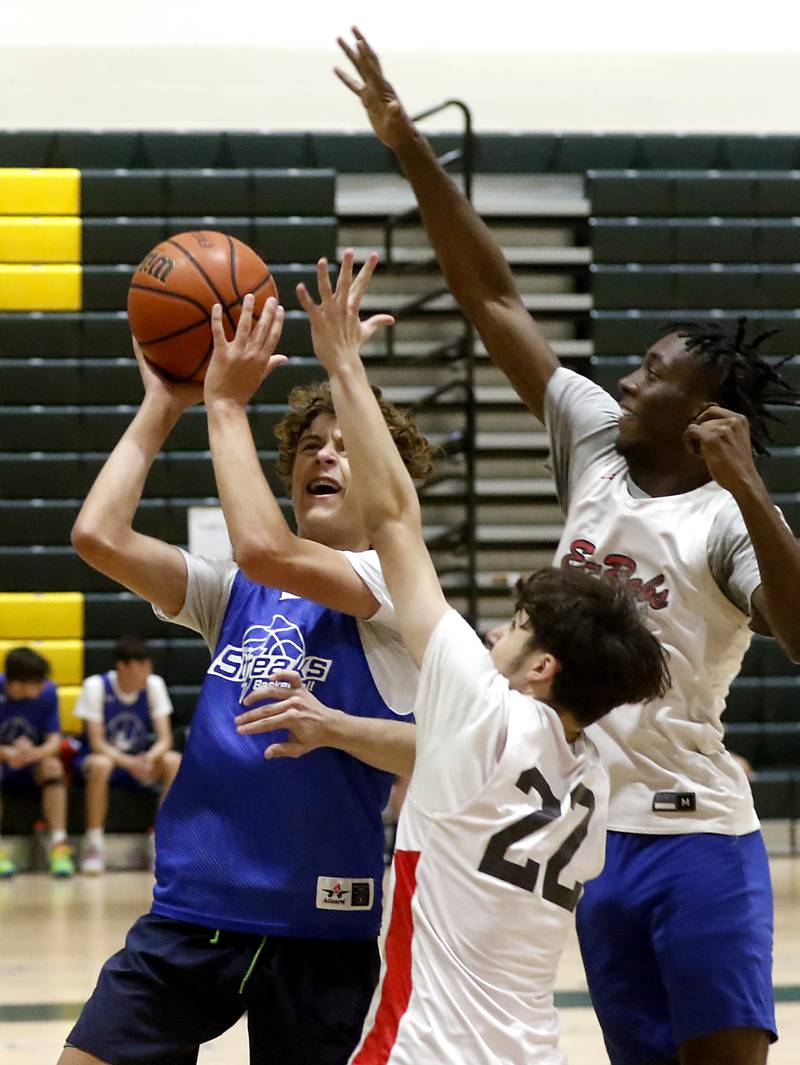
350, 610, 609, 1065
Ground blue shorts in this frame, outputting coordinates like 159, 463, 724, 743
66, 912, 379, 1065
576, 830, 776, 1065
0, 765, 39, 792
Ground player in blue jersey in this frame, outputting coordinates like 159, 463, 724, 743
335, 29, 800, 1065
0, 646, 74, 877
62, 280, 424, 1065
73, 636, 181, 875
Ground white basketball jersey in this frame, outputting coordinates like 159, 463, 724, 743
350, 610, 609, 1065
554, 454, 756, 834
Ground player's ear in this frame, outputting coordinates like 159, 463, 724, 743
521, 651, 558, 696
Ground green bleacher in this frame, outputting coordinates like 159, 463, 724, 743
2, 129, 799, 836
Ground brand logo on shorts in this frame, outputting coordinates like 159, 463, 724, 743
208, 617, 333, 702
316, 877, 374, 911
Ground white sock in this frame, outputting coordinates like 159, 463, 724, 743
51, 830, 67, 847
86, 828, 104, 848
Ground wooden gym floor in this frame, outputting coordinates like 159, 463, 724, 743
1, 858, 799, 1063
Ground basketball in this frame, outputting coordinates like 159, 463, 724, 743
127, 230, 279, 381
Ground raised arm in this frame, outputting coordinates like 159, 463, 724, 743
71, 343, 200, 618
335, 27, 559, 422
203, 295, 384, 618
297, 252, 449, 665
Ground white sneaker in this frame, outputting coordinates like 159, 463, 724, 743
80, 841, 105, 875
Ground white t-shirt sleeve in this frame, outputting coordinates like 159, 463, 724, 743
343, 549, 418, 716
342, 548, 396, 628
73, 675, 105, 723
707, 496, 794, 616
409, 609, 510, 813
544, 367, 621, 510
146, 674, 173, 718
153, 548, 238, 652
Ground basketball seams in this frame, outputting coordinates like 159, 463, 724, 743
225, 270, 275, 315
129, 231, 273, 381
183, 338, 215, 382
167, 236, 238, 335
227, 235, 241, 304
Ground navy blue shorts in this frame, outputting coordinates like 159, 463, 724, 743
576, 830, 776, 1065
66, 912, 380, 1065
0, 765, 39, 792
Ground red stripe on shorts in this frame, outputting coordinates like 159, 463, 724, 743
352, 849, 421, 1064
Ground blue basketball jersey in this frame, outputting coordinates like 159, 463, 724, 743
94, 673, 154, 754
151, 571, 402, 939
0, 676, 60, 745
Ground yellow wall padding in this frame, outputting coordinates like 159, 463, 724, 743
59, 686, 82, 735
0, 593, 84, 639
0, 217, 81, 264
0, 168, 80, 216
0, 264, 81, 311
0, 639, 83, 686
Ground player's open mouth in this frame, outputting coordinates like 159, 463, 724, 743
307, 478, 342, 496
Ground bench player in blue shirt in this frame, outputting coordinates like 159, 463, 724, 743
0, 646, 74, 878
62, 276, 424, 1065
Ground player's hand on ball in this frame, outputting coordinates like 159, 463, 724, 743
204, 294, 287, 408
296, 249, 394, 372
683, 404, 760, 494
335, 27, 416, 150
133, 337, 204, 413
234, 669, 345, 760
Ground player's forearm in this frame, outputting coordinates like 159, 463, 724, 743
31, 736, 61, 763
206, 399, 295, 572
393, 131, 519, 316
328, 713, 416, 777
734, 477, 800, 661
327, 359, 420, 535
72, 396, 178, 559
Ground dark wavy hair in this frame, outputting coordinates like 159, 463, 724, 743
274, 380, 434, 488
659, 317, 799, 457
4, 646, 50, 684
513, 568, 671, 727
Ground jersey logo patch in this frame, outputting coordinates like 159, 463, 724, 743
561, 538, 670, 610
208, 618, 333, 702
652, 791, 696, 812
316, 876, 375, 911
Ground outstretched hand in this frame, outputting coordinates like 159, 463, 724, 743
204, 294, 287, 408
296, 250, 394, 374
234, 670, 345, 761
683, 404, 760, 494
335, 27, 416, 150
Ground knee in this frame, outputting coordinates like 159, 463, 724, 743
39, 757, 65, 781
84, 753, 113, 779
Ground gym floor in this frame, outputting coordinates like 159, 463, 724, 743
1, 858, 799, 1063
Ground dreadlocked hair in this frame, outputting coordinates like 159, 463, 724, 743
659, 317, 799, 456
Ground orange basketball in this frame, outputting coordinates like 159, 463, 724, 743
127, 231, 279, 381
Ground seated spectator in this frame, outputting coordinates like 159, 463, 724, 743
73, 636, 181, 875
0, 647, 74, 877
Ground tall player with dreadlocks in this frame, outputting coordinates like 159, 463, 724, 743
336, 27, 800, 1065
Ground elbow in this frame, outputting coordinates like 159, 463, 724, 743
71, 519, 116, 567
234, 536, 291, 584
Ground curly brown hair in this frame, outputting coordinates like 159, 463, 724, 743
275, 380, 434, 489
